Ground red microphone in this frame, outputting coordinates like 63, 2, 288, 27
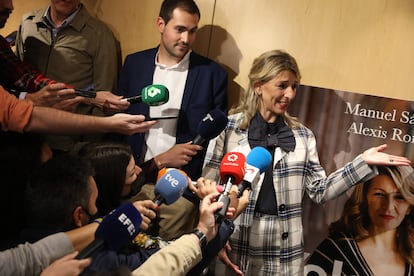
215, 152, 246, 222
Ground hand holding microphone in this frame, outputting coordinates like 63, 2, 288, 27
146, 168, 189, 236
132, 200, 157, 231
192, 109, 228, 146
188, 177, 223, 199
237, 146, 272, 197
75, 202, 143, 259
215, 152, 246, 223
122, 84, 169, 106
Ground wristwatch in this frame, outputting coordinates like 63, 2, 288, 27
192, 228, 207, 249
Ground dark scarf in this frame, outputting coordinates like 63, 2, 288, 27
247, 113, 296, 152
248, 113, 296, 215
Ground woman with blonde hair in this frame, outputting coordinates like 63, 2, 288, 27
202, 49, 411, 275
306, 165, 414, 275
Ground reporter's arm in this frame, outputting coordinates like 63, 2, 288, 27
65, 222, 99, 252
132, 193, 223, 276
131, 234, 202, 276
0, 233, 73, 276
25, 107, 156, 135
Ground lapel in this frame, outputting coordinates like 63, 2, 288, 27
180, 52, 197, 111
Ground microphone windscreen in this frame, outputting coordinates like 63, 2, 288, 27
219, 152, 246, 185
154, 168, 188, 205
196, 109, 228, 141
141, 84, 169, 106
156, 167, 187, 182
247, 146, 272, 173
95, 202, 142, 251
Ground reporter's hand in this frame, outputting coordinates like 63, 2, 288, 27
90, 91, 130, 113
40, 251, 91, 276
132, 200, 158, 230
26, 82, 77, 107
154, 142, 203, 169
362, 144, 411, 166
104, 114, 157, 135
228, 186, 250, 219
189, 177, 222, 199
196, 192, 223, 242
218, 244, 243, 276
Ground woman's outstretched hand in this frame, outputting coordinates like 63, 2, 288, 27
362, 144, 411, 166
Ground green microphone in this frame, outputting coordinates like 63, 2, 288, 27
122, 84, 169, 106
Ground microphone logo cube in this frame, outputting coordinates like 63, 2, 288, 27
165, 172, 181, 188
147, 86, 161, 98
226, 153, 239, 163
118, 213, 136, 236
142, 84, 169, 106
202, 113, 214, 122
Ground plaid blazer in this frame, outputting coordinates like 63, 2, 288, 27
203, 112, 377, 275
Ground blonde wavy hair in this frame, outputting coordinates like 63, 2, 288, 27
230, 49, 302, 130
331, 165, 414, 265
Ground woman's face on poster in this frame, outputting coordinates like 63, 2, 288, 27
366, 174, 412, 233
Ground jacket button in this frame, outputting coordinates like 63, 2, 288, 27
282, 232, 289, 239
278, 204, 286, 212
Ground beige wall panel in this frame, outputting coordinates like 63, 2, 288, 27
82, 0, 162, 57
2, 0, 49, 36
208, 0, 414, 101
82, 0, 216, 58
2, 0, 413, 102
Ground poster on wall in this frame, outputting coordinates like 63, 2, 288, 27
288, 85, 414, 256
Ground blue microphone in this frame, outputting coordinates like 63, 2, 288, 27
146, 168, 188, 236
76, 202, 142, 259
153, 168, 188, 206
237, 146, 272, 197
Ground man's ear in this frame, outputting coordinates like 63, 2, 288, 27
156, 17, 165, 33
72, 206, 84, 228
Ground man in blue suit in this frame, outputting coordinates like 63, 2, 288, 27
117, 0, 228, 241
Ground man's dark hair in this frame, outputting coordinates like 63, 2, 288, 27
159, 0, 200, 25
25, 154, 95, 232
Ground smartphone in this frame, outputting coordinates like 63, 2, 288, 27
74, 89, 97, 98
145, 116, 177, 121
5, 31, 17, 46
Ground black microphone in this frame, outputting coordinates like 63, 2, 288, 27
75, 202, 142, 259
192, 109, 228, 145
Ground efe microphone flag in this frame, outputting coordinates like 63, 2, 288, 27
76, 202, 142, 259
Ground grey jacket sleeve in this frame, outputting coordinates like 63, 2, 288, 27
0, 232, 74, 276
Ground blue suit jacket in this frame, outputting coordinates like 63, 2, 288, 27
117, 47, 228, 179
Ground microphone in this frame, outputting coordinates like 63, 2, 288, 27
153, 168, 188, 206
237, 146, 272, 197
215, 152, 246, 222
146, 168, 188, 236
75, 202, 142, 259
122, 84, 169, 106
192, 109, 228, 145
